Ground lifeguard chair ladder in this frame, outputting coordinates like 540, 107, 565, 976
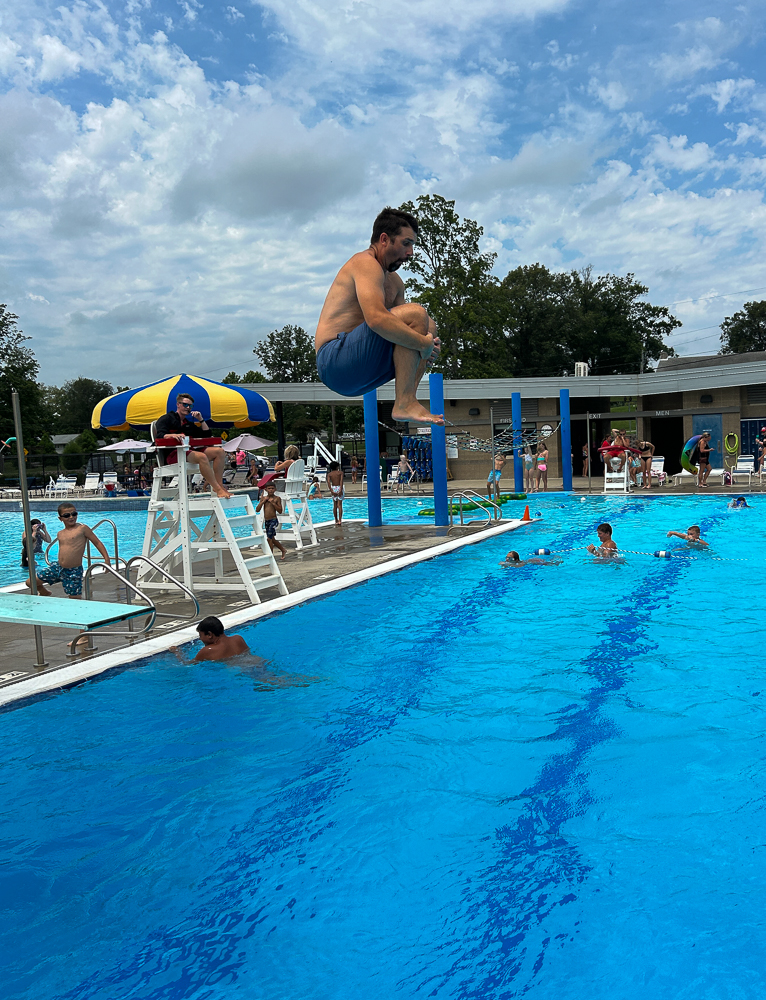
138, 435, 288, 604
603, 461, 631, 494
275, 459, 318, 550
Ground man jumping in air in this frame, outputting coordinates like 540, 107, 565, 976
315, 207, 445, 425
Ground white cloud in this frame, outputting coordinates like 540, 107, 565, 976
225, 5, 244, 20
645, 134, 713, 173
589, 79, 629, 111
726, 121, 766, 147
695, 77, 755, 113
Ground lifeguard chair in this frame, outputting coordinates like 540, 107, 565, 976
275, 460, 318, 550
137, 428, 288, 604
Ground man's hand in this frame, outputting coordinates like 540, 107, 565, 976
420, 333, 436, 360
190, 410, 204, 422
168, 433, 186, 442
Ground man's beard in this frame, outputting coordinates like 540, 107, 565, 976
387, 259, 405, 272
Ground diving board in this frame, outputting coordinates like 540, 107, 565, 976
0, 594, 151, 630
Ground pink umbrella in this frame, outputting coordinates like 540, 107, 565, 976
220, 433, 273, 453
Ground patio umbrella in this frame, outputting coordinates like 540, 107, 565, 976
98, 439, 150, 451
91, 373, 274, 431
219, 432, 274, 453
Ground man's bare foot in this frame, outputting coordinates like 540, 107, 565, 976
280, 550, 286, 561
215, 488, 232, 499
68, 634, 90, 650
392, 402, 445, 426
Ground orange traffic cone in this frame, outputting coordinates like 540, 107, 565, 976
522, 505, 531, 521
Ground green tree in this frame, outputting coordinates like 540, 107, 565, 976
399, 194, 503, 377
497, 265, 571, 376
56, 377, 115, 434
253, 325, 317, 382
222, 370, 267, 384
719, 300, 766, 354
34, 432, 56, 455
0, 305, 44, 441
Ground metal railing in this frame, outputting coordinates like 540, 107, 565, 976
45, 518, 127, 571
447, 489, 502, 530
75, 562, 158, 654
123, 556, 200, 627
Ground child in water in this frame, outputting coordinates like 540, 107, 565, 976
666, 525, 709, 546
587, 522, 619, 557
503, 550, 560, 567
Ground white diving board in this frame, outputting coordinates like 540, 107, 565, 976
0, 594, 151, 630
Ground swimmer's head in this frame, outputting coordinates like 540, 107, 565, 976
506, 550, 520, 563
687, 525, 701, 538
596, 522, 612, 541
196, 615, 224, 644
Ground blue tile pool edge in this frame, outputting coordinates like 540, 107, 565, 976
0, 517, 535, 710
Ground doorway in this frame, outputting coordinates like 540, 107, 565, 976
692, 414, 722, 469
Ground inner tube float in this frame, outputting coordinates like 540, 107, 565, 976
680, 434, 702, 475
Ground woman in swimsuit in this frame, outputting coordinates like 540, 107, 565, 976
350, 455, 359, 484
637, 439, 655, 490
535, 443, 548, 492
581, 443, 589, 478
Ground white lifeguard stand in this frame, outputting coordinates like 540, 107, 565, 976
603, 460, 631, 494
137, 435, 288, 604
275, 459, 318, 550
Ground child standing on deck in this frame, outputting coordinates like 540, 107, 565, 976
587, 522, 618, 557
256, 483, 287, 560
326, 461, 345, 524
26, 502, 112, 650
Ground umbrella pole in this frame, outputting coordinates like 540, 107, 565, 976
12, 391, 49, 668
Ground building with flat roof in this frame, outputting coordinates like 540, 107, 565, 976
245, 349, 766, 478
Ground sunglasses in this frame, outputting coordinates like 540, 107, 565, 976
179, 401, 193, 408
61, 512, 78, 519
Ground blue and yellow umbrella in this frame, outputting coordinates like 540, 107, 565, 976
92, 373, 275, 431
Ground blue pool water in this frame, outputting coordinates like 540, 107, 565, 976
0, 497, 432, 586
2, 495, 765, 998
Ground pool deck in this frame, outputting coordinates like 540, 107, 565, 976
0, 515, 531, 707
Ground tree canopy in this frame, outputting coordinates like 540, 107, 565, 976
0, 305, 43, 442
399, 194, 679, 377
48, 377, 115, 434
222, 370, 267, 384
719, 300, 766, 355
253, 325, 317, 382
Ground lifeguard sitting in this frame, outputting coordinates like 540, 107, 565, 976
155, 393, 231, 499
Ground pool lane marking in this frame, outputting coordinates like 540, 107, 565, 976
0, 517, 537, 708
422, 506, 735, 997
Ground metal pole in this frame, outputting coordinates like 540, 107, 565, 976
559, 389, 572, 491
587, 412, 592, 494
489, 405, 496, 501
429, 373, 449, 526
363, 389, 382, 527
275, 401, 285, 461
511, 392, 523, 493
12, 390, 48, 668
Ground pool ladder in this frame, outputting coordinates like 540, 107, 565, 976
447, 489, 502, 531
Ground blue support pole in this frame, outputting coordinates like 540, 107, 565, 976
363, 389, 382, 527
511, 392, 523, 493
429, 373, 449, 526
559, 388, 572, 491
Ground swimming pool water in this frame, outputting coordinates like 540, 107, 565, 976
0, 497, 431, 586
2, 495, 765, 998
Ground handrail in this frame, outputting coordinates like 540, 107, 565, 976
461, 487, 502, 521
84, 518, 120, 570
123, 556, 200, 622
77, 562, 157, 649
447, 490, 495, 529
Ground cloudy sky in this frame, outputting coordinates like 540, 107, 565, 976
2, 0, 766, 387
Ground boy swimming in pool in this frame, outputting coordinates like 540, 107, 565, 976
666, 525, 709, 546
315, 208, 444, 426
503, 550, 560, 567
587, 522, 619, 557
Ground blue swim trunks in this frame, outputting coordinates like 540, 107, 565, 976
316, 323, 395, 397
264, 517, 279, 539
38, 561, 83, 596
487, 470, 502, 482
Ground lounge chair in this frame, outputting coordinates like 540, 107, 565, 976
81, 472, 101, 495
730, 455, 754, 488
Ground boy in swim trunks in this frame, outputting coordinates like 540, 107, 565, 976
27, 503, 112, 649
256, 483, 287, 560
315, 208, 444, 426
486, 454, 506, 500
587, 522, 619, 557
326, 461, 345, 524
28, 503, 111, 598
666, 525, 709, 546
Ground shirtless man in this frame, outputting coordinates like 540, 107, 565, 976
315, 207, 444, 425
